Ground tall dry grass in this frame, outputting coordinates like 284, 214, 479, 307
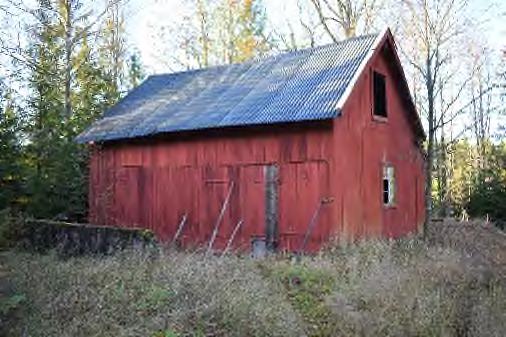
268, 239, 505, 337
2, 225, 505, 337
3, 249, 304, 337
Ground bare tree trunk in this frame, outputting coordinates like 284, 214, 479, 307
226, 1, 233, 64
438, 80, 448, 217
308, 0, 379, 41
197, 0, 209, 67
64, 0, 72, 119
398, 0, 471, 238
424, 55, 435, 237
440, 123, 448, 216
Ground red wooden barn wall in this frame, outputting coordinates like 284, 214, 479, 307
333, 38, 426, 239
89, 123, 334, 252
88, 38, 425, 252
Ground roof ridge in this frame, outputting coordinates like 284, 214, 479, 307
148, 32, 380, 79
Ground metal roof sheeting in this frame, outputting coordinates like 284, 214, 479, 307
76, 33, 379, 143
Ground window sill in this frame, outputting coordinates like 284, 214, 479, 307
383, 203, 397, 209
373, 115, 388, 123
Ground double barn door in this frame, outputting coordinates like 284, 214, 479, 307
110, 161, 331, 252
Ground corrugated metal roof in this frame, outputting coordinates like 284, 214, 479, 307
76, 33, 380, 143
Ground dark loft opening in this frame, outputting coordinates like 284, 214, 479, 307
373, 71, 387, 118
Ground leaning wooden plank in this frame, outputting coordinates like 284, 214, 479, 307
206, 181, 235, 256
221, 219, 243, 257
299, 197, 334, 254
172, 213, 188, 245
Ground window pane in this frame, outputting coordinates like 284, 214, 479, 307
382, 165, 395, 206
383, 179, 389, 204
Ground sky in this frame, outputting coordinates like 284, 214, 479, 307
120, 0, 505, 137
124, 0, 506, 75
123, 0, 308, 73
0, 0, 504, 136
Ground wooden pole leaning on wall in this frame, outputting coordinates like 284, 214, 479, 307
206, 181, 235, 256
221, 219, 243, 257
172, 213, 188, 246
298, 197, 334, 255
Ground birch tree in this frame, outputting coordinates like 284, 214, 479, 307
99, 0, 127, 100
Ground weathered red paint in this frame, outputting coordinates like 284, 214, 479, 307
88, 34, 425, 252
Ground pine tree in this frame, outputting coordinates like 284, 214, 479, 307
467, 142, 506, 229
0, 82, 23, 210
127, 52, 145, 90
24, 2, 66, 216
22, 0, 124, 219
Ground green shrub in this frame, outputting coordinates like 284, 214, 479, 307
0, 209, 24, 250
267, 262, 336, 337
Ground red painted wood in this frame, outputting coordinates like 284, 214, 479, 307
87, 37, 425, 252
335, 37, 426, 239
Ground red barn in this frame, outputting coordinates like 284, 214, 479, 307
77, 29, 425, 253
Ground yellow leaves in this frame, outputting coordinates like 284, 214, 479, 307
236, 36, 256, 62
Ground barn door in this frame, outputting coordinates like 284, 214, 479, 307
278, 161, 331, 251
235, 165, 265, 250
200, 166, 233, 249
223, 164, 280, 253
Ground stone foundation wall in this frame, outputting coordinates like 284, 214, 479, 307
20, 219, 157, 256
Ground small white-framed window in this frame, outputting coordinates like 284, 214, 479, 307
383, 165, 395, 206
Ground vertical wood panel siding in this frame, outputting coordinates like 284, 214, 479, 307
88, 42, 425, 252
89, 124, 335, 252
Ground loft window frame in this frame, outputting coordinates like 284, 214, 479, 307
372, 70, 388, 121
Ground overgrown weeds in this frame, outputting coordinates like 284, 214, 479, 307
3, 249, 304, 337
2, 226, 505, 337
265, 238, 505, 337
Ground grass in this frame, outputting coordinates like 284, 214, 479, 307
264, 239, 506, 337
1, 249, 304, 337
1, 222, 505, 337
